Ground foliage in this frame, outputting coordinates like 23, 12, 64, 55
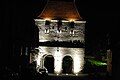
87, 58, 107, 66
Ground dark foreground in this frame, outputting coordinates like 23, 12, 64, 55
1, 71, 111, 80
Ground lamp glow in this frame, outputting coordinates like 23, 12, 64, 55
36, 55, 41, 67
69, 19, 75, 22
73, 54, 84, 74
75, 74, 78, 76
66, 73, 68, 75
54, 49, 62, 74
44, 18, 51, 21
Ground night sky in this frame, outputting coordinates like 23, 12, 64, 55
0, 0, 120, 78
1, 0, 119, 48
1, 0, 119, 51
0, 0, 120, 56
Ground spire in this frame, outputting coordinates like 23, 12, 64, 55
38, 0, 82, 21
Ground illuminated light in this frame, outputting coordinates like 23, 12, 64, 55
57, 30, 61, 34
66, 73, 68, 75
36, 55, 40, 66
44, 18, 51, 21
34, 19, 45, 21
73, 55, 80, 73
68, 17, 76, 21
51, 20, 58, 22
73, 54, 84, 74
88, 59, 107, 66
39, 40, 48, 42
69, 19, 75, 22
54, 49, 62, 74
36, 18, 86, 42
44, 29, 49, 34
74, 21, 86, 23
75, 74, 78, 76
36, 50, 44, 67
57, 74, 59, 76
36, 47, 47, 68
62, 20, 69, 22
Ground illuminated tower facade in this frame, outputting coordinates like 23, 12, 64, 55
33, 0, 86, 74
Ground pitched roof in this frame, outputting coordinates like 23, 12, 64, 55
38, 0, 82, 20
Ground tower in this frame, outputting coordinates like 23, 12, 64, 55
34, 0, 86, 74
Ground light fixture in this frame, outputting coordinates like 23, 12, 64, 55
75, 74, 78, 76
44, 18, 51, 21
69, 19, 75, 22
66, 73, 68, 75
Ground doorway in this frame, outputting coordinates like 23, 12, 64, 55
44, 55, 54, 73
62, 56, 73, 74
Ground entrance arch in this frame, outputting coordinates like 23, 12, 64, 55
44, 55, 54, 73
62, 55, 73, 74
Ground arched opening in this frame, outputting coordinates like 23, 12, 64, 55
44, 55, 54, 73
62, 56, 73, 74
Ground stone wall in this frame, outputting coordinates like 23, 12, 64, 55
35, 19, 85, 42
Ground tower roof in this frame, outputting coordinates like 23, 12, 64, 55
38, 0, 82, 20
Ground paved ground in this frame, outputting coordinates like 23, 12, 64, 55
1, 71, 111, 80
42, 73, 110, 80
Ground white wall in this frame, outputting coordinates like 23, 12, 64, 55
35, 19, 85, 42
35, 46, 85, 74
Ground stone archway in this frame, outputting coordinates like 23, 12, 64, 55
44, 55, 54, 73
62, 55, 73, 74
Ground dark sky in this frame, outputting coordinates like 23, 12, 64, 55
0, 0, 119, 71
0, 0, 119, 51
0, 0, 120, 76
